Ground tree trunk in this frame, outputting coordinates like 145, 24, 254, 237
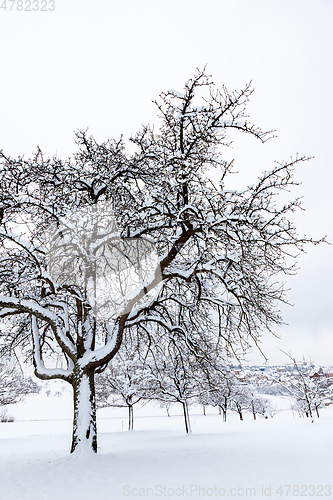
223, 396, 228, 421
203, 404, 206, 416
128, 404, 134, 431
315, 405, 320, 418
71, 364, 97, 454
182, 401, 192, 434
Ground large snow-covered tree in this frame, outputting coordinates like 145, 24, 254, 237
0, 69, 321, 453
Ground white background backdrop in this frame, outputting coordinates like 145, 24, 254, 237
1, 0, 332, 364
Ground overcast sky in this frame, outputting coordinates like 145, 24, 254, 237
1, 0, 332, 365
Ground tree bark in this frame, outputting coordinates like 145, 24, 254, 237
237, 407, 243, 421
128, 404, 134, 431
182, 401, 192, 434
71, 363, 97, 454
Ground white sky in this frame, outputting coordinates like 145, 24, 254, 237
1, 0, 332, 365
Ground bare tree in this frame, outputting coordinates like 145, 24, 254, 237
199, 366, 236, 422
282, 355, 333, 421
311, 376, 333, 418
229, 383, 253, 421
0, 69, 321, 453
145, 328, 205, 434
248, 393, 273, 420
95, 332, 151, 431
0, 356, 38, 408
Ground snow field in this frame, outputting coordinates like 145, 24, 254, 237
0, 386, 332, 500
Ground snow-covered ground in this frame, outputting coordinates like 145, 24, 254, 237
1, 381, 332, 500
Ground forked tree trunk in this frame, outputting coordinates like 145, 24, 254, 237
305, 407, 314, 422
237, 406, 243, 421
71, 363, 97, 454
218, 406, 227, 421
182, 401, 192, 434
128, 404, 134, 431
220, 397, 227, 422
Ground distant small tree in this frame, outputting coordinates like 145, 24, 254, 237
200, 365, 273, 421
146, 330, 206, 434
282, 354, 333, 422
248, 391, 273, 420
0, 356, 39, 407
230, 384, 252, 421
159, 400, 172, 417
95, 333, 151, 431
199, 366, 236, 422
311, 378, 333, 418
